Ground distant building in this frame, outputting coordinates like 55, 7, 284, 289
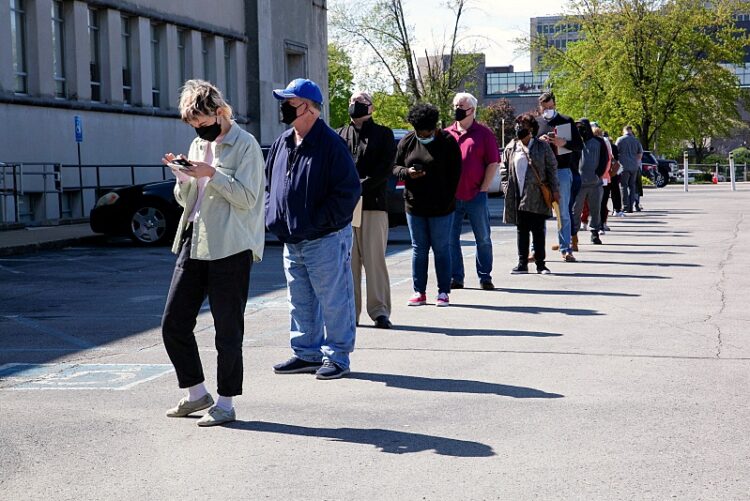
529, 16, 582, 72
0, 0, 327, 224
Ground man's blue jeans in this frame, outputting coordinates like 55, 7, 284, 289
450, 192, 493, 285
283, 226, 356, 369
556, 168, 573, 254
406, 212, 453, 294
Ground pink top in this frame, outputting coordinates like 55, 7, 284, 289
175, 135, 224, 222
445, 120, 500, 201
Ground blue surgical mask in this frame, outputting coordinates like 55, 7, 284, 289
416, 135, 435, 145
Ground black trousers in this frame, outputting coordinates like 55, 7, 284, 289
517, 210, 546, 269
609, 174, 622, 212
162, 229, 252, 397
601, 183, 613, 224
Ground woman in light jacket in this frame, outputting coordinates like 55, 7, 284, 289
501, 112, 559, 274
161, 80, 265, 427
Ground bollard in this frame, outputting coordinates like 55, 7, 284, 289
729, 151, 737, 191
683, 151, 689, 192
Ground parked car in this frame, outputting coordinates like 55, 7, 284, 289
659, 159, 679, 182
386, 129, 409, 227
90, 180, 181, 246
641, 151, 671, 188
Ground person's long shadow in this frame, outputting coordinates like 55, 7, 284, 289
452, 304, 604, 316
572, 260, 700, 268
497, 287, 639, 297
350, 372, 564, 399
226, 421, 496, 457
388, 324, 562, 337
604, 243, 696, 248
551, 272, 669, 279
590, 249, 681, 255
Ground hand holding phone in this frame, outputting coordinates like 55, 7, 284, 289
412, 163, 424, 172
169, 157, 194, 171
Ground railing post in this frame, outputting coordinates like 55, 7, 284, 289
683, 151, 689, 192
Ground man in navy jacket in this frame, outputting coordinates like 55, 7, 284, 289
265, 78, 361, 379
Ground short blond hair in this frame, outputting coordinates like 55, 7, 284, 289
178, 79, 233, 123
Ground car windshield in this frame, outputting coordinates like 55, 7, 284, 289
642, 152, 658, 165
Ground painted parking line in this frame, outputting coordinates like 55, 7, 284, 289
0, 363, 174, 390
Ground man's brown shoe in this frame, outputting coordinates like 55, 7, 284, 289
563, 253, 577, 262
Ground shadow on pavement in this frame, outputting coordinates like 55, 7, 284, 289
572, 260, 700, 268
551, 272, 670, 279
388, 325, 562, 337
453, 304, 604, 316
589, 249, 681, 255
497, 287, 639, 297
349, 372, 565, 399
226, 421, 496, 457
591, 243, 696, 247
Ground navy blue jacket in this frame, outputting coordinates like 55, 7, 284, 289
265, 118, 361, 244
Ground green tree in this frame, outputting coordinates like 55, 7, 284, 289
529, 0, 748, 151
330, 0, 482, 120
479, 98, 516, 149
328, 43, 354, 129
371, 91, 410, 130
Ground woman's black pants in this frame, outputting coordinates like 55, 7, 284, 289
517, 210, 547, 269
162, 230, 252, 397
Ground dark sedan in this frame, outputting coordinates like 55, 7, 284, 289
90, 180, 182, 246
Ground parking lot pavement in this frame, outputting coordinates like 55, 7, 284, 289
1, 185, 749, 499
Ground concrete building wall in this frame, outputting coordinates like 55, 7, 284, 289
0, 0, 328, 224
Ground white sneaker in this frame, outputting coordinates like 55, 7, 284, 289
615, 211, 625, 218
581, 223, 588, 231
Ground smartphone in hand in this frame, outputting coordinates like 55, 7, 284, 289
412, 163, 425, 172
169, 157, 193, 171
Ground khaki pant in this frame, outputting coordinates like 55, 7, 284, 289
352, 210, 391, 322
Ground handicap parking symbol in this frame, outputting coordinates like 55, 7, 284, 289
0, 363, 174, 390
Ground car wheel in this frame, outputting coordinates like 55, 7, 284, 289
655, 171, 667, 188
129, 203, 174, 245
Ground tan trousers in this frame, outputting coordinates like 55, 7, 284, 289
352, 210, 391, 322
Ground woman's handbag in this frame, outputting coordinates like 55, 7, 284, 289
522, 146, 554, 209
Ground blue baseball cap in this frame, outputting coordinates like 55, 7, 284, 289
273, 78, 323, 104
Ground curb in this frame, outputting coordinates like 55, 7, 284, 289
0, 235, 105, 257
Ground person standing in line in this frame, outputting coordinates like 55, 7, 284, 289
615, 125, 643, 213
604, 132, 624, 217
161, 79, 266, 427
337, 91, 396, 329
536, 92, 584, 262
394, 103, 462, 307
502, 113, 559, 274
445, 92, 500, 291
265, 78, 361, 380
593, 126, 614, 232
571, 119, 608, 246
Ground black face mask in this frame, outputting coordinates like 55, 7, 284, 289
348, 101, 370, 119
455, 108, 469, 122
514, 123, 530, 140
280, 101, 303, 125
194, 119, 221, 142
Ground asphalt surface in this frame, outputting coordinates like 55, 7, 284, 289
1, 185, 749, 500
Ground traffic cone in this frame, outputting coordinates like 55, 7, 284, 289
712, 173, 718, 184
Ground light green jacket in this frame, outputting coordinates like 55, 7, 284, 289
171, 122, 266, 261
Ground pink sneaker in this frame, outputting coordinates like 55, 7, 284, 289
407, 292, 427, 306
436, 292, 449, 307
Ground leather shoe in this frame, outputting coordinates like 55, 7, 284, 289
450, 280, 464, 289
166, 394, 214, 418
480, 281, 495, 290
374, 315, 392, 329
197, 405, 236, 427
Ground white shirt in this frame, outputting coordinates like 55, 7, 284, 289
513, 140, 532, 194
187, 137, 222, 222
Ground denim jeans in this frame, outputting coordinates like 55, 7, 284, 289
406, 212, 454, 295
450, 192, 493, 285
569, 170, 582, 237
620, 168, 638, 211
556, 168, 573, 253
283, 226, 356, 370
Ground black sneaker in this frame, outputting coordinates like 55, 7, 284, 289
273, 356, 322, 374
450, 280, 464, 289
374, 315, 392, 329
591, 232, 602, 245
480, 281, 495, 290
315, 360, 350, 380
511, 264, 528, 274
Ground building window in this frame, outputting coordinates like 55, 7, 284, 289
224, 41, 233, 102
88, 8, 101, 101
10, 0, 28, 94
121, 16, 132, 104
177, 29, 186, 85
201, 34, 211, 81
284, 40, 308, 83
51, 0, 66, 97
151, 24, 161, 108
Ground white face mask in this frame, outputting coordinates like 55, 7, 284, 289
542, 109, 556, 121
